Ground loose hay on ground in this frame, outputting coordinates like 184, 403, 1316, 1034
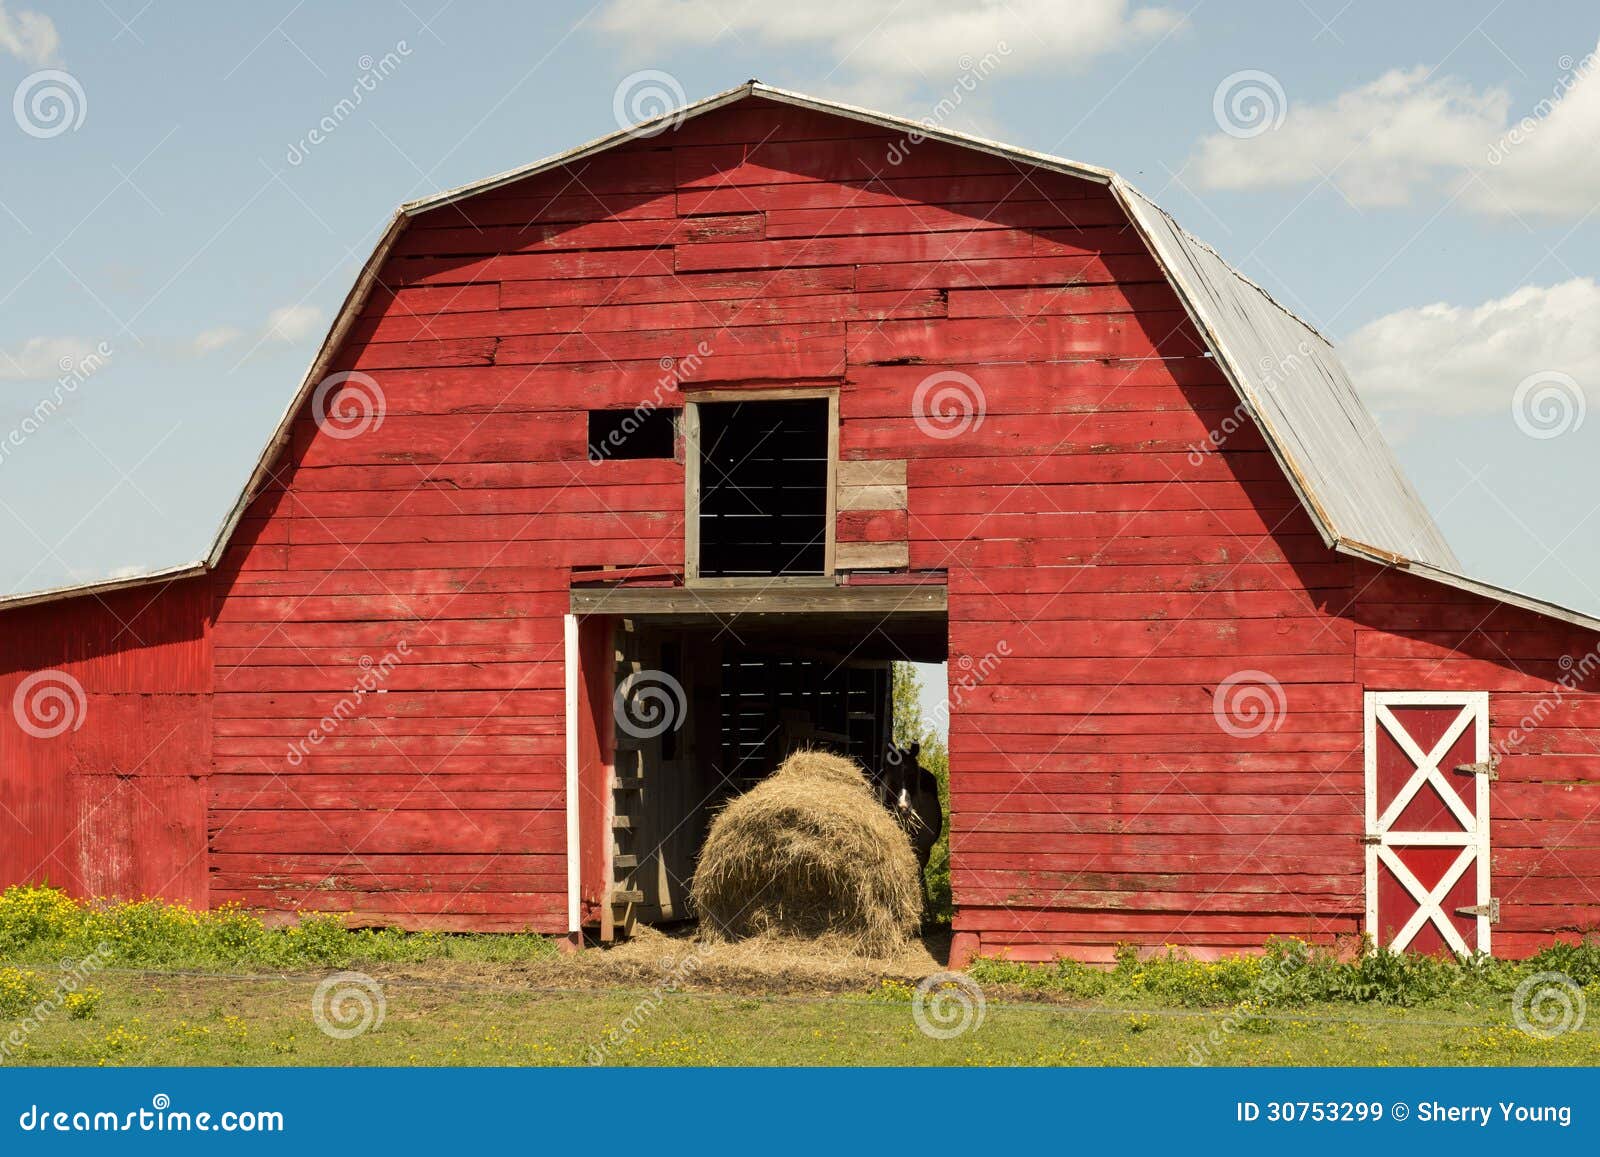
691, 750, 922, 956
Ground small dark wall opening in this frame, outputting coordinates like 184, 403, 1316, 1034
697, 398, 829, 577
588, 407, 679, 462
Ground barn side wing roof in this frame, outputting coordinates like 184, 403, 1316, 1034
6, 81, 1597, 633
1114, 182, 1461, 570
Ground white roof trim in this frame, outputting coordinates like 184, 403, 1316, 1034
0, 562, 208, 612
1338, 549, 1600, 634
4, 81, 1596, 635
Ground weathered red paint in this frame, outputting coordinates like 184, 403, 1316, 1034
0, 580, 211, 905
2, 96, 1597, 956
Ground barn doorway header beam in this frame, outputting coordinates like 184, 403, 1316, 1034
568, 583, 946, 618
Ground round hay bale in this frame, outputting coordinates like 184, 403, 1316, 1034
770, 748, 871, 791
691, 749, 922, 956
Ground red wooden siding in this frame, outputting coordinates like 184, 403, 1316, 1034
0, 579, 211, 905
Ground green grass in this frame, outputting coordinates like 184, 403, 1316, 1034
4, 970, 1599, 1067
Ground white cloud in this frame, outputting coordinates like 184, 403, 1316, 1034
598, 0, 1184, 77
1191, 67, 1506, 207
181, 305, 322, 361
0, 336, 95, 380
189, 326, 244, 356
1470, 49, 1600, 217
1189, 45, 1600, 218
0, 2, 58, 65
1343, 279, 1600, 432
263, 304, 324, 344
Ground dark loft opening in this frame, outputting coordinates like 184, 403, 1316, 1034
588, 407, 679, 462
697, 398, 829, 577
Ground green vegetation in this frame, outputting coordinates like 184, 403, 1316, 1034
0, 885, 556, 970
0, 965, 99, 1020
891, 662, 952, 922
970, 938, 1600, 1011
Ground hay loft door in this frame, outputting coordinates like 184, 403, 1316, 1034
685, 391, 837, 581
1364, 691, 1494, 954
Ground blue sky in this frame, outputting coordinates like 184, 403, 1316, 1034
1, 0, 1597, 627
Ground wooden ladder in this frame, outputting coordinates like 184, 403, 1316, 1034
605, 618, 644, 940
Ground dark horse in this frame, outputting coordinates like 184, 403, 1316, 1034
879, 742, 943, 876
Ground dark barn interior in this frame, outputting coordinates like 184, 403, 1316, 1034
601, 608, 945, 931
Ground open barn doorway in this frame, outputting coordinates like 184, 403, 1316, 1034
570, 594, 946, 941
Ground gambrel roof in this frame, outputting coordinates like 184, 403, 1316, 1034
7, 81, 1596, 632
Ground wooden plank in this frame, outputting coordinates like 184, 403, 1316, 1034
838, 509, 907, 543
763, 197, 1127, 237
676, 171, 1103, 215
390, 213, 763, 258
837, 459, 907, 487
848, 313, 1208, 364
837, 483, 907, 511
569, 582, 944, 616
835, 541, 910, 570
356, 288, 943, 345
498, 265, 856, 309
674, 226, 1147, 273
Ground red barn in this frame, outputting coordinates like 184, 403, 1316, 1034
3, 83, 1598, 963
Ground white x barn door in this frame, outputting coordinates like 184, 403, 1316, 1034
1364, 691, 1492, 955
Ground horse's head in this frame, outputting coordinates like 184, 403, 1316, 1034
880, 742, 923, 813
